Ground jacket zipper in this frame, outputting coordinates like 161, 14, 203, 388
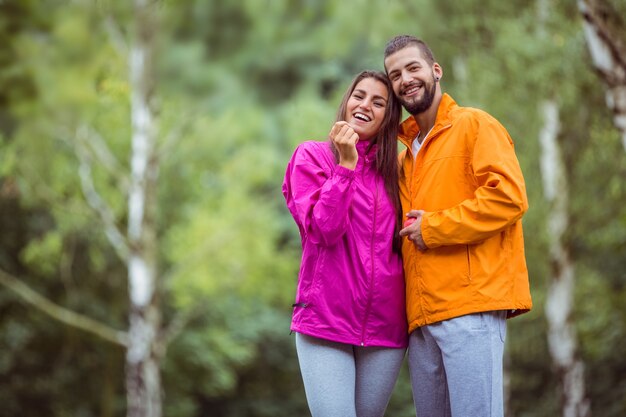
360, 177, 378, 346
411, 123, 452, 185
292, 302, 308, 308
412, 123, 452, 321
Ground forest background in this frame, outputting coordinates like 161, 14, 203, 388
0, 1, 625, 416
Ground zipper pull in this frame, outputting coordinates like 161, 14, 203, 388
292, 302, 308, 308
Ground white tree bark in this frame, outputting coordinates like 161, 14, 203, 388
126, 1, 161, 416
578, 0, 626, 151
2, 2, 166, 416
539, 100, 591, 417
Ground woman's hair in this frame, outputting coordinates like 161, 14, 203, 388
332, 70, 403, 253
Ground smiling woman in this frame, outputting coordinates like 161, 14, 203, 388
343, 77, 389, 142
281, 70, 405, 417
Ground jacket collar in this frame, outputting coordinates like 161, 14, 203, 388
356, 139, 376, 154
398, 93, 457, 149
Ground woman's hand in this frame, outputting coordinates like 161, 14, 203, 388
329, 121, 359, 170
399, 210, 428, 251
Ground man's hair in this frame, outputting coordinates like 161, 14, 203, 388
384, 35, 436, 65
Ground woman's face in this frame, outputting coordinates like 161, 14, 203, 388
344, 77, 389, 142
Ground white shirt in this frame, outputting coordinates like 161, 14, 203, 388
412, 126, 434, 160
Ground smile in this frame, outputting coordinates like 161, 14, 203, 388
353, 112, 371, 122
402, 84, 423, 96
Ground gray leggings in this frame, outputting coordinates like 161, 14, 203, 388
295, 333, 406, 417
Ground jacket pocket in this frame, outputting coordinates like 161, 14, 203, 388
465, 245, 472, 282
309, 249, 327, 298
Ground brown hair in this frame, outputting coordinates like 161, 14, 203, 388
384, 35, 436, 66
332, 70, 403, 253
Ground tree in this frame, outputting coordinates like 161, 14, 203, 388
539, 100, 590, 417
578, 0, 626, 151
124, 0, 162, 415
0, 1, 167, 415
1, 1, 626, 416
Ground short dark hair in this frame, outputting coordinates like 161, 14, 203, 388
384, 35, 436, 65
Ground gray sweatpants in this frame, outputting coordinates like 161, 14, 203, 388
407, 311, 507, 417
295, 333, 406, 417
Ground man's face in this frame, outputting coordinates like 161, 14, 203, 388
385, 46, 439, 115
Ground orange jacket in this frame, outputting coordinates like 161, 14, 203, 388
398, 94, 532, 332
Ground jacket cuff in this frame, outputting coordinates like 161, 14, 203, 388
421, 213, 440, 249
334, 164, 356, 178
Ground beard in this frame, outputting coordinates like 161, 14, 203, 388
399, 76, 437, 115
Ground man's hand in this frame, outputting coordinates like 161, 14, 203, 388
329, 121, 359, 170
399, 210, 428, 251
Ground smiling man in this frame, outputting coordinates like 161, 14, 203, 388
383, 35, 533, 417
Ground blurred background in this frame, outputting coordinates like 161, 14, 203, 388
0, 0, 625, 416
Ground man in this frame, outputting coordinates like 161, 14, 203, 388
383, 35, 532, 417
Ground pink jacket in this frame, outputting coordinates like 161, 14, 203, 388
282, 140, 407, 348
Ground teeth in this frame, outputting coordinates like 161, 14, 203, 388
354, 112, 371, 122
404, 85, 422, 95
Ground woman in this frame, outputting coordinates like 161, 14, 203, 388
282, 70, 407, 417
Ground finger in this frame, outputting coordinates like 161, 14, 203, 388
331, 122, 347, 137
336, 128, 356, 145
406, 209, 423, 218
329, 126, 339, 142
329, 121, 350, 140
338, 124, 355, 139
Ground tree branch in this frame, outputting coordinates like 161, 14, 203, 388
578, 0, 626, 151
157, 116, 196, 158
0, 269, 128, 347
104, 15, 129, 56
77, 124, 129, 192
578, 0, 626, 76
74, 128, 131, 263
155, 303, 205, 359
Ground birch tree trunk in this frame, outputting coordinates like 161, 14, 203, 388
126, 1, 161, 416
578, 0, 626, 151
539, 100, 591, 417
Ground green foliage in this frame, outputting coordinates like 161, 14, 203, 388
0, 0, 625, 416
